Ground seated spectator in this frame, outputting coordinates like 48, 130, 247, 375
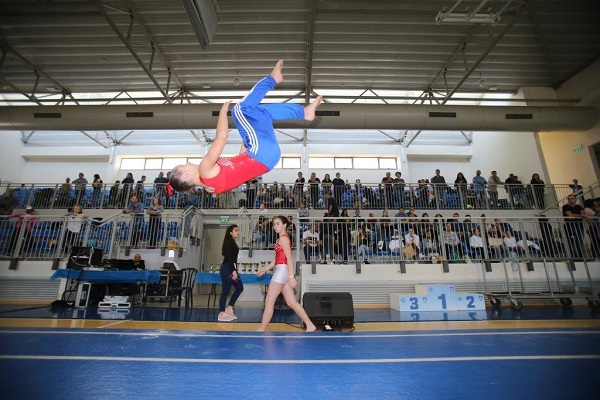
503, 230, 524, 257
517, 234, 542, 257
469, 228, 486, 260
403, 227, 420, 260
302, 223, 321, 262
441, 222, 463, 261
420, 230, 439, 259
389, 229, 402, 255
486, 225, 506, 259
297, 200, 310, 227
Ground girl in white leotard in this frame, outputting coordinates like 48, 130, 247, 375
256, 216, 317, 332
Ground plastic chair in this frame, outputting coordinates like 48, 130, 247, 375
169, 268, 198, 308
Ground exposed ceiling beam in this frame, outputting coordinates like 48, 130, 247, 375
91, 0, 173, 104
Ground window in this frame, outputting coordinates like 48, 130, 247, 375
274, 157, 301, 169
335, 158, 353, 169
120, 159, 145, 170
145, 159, 162, 169
353, 158, 378, 169
307, 156, 397, 170
160, 158, 187, 169
309, 157, 334, 169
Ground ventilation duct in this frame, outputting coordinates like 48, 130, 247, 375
0, 104, 596, 132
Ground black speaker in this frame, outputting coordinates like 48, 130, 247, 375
302, 292, 354, 330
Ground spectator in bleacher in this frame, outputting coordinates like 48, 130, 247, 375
320, 217, 335, 264
146, 198, 164, 248
123, 195, 144, 247
72, 173, 88, 205
332, 172, 345, 202
286, 215, 297, 247
324, 191, 340, 217
62, 204, 89, 253
8, 206, 37, 254
108, 180, 121, 208
393, 172, 406, 208
486, 225, 506, 259
381, 172, 394, 209
569, 179, 583, 202
154, 172, 168, 201
56, 178, 72, 208
431, 169, 448, 207
530, 173, 546, 209
308, 172, 320, 209
487, 170, 502, 209
302, 223, 321, 263
294, 171, 305, 206
441, 222, 462, 261
336, 209, 352, 264
252, 217, 269, 248
403, 227, 420, 260
135, 175, 146, 203
503, 230, 524, 257
91, 174, 103, 207
512, 175, 527, 208
562, 193, 586, 259
394, 207, 408, 218
245, 177, 258, 209
421, 230, 439, 259
297, 200, 309, 227
354, 224, 371, 264
183, 187, 199, 238
505, 173, 516, 208
122, 172, 135, 204
322, 173, 332, 196
583, 198, 600, 259
454, 172, 468, 208
0, 188, 17, 215
469, 228, 486, 260
258, 202, 268, 215
472, 170, 488, 209
416, 212, 433, 239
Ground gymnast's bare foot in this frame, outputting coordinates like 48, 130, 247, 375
305, 323, 317, 332
271, 60, 284, 84
304, 95, 323, 122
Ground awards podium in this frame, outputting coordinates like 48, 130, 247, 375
390, 284, 487, 321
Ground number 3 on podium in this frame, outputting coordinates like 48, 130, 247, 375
409, 297, 420, 310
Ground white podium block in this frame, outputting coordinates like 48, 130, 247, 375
414, 285, 458, 311
455, 293, 486, 311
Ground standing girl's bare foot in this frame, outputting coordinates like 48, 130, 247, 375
304, 95, 323, 122
305, 323, 317, 332
271, 60, 284, 84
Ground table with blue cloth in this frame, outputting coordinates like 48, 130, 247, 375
196, 272, 273, 307
50, 269, 162, 284
50, 269, 163, 305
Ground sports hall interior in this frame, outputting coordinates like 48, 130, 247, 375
0, 1, 599, 398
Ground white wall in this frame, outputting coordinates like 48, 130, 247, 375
0, 131, 26, 182
2, 129, 548, 187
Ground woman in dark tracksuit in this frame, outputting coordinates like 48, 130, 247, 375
218, 224, 244, 322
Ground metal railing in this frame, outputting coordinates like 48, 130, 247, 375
0, 211, 184, 262
1, 180, 596, 212
234, 214, 600, 265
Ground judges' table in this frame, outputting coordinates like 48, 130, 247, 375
196, 272, 273, 307
50, 269, 162, 284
